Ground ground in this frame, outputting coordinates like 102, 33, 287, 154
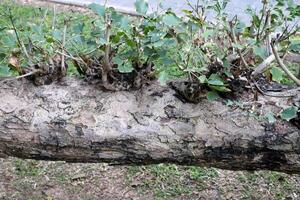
0, 158, 300, 200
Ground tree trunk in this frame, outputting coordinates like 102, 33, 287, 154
0, 77, 299, 174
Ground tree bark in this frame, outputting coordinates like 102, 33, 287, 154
0, 77, 299, 174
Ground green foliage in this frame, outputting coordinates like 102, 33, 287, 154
134, 0, 148, 15
88, 3, 105, 18
265, 112, 276, 123
270, 66, 284, 83
280, 106, 298, 121
0, 1, 299, 114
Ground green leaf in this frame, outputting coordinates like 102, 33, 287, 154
289, 37, 300, 53
270, 67, 284, 83
162, 14, 181, 27
208, 79, 224, 86
113, 57, 133, 73
134, 0, 148, 15
207, 74, 224, 86
233, 43, 243, 50
118, 62, 133, 73
253, 46, 267, 59
88, 3, 105, 18
209, 85, 231, 92
158, 71, 168, 85
207, 91, 220, 101
265, 112, 276, 123
198, 75, 207, 83
0, 65, 11, 77
203, 30, 214, 39
280, 106, 298, 121
52, 30, 62, 41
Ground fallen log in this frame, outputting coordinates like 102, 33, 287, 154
0, 77, 299, 174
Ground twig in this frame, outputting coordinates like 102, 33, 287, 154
61, 19, 67, 75
0, 71, 38, 84
251, 54, 275, 76
254, 81, 299, 97
271, 40, 300, 86
55, 50, 88, 67
229, 18, 249, 68
52, 4, 56, 31
8, 9, 30, 61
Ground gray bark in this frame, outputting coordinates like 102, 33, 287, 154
0, 77, 299, 174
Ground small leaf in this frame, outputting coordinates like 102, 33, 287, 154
207, 91, 220, 101
270, 67, 284, 83
280, 106, 298, 121
162, 14, 181, 27
198, 75, 207, 83
265, 112, 276, 123
134, 0, 148, 15
158, 71, 168, 85
88, 3, 105, 18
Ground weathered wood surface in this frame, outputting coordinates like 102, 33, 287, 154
0, 77, 299, 174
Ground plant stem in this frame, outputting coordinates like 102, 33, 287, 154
229, 20, 249, 68
8, 9, 30, 61
271, 41, 300, 86
61, 19, 67, 75
0, 70, 38, 84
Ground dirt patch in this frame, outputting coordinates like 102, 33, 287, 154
1, 158, 300, 200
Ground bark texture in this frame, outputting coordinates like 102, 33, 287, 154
0, 77, 299, 174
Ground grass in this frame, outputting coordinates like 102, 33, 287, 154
0, 1, 93, 77
0, 157, 299, 199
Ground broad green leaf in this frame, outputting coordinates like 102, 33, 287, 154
111, 12, 130, 30
203, 30, 214, 39
113, 57, 133, 73
113, 57, 123, 66
0, 65, 11, 77
265, 112, 276, 123
162, 14, 181, 27
289, 37, 300, 53
270, 67, 284, 83
207, 91, 220, 101
209, 85, 231, 92
208, 79, 224, 86
88, 3, 105, 18
134, 0, 148, 15
118, 62, 133, 73
2, 35, 16, 47
280, 106, 298, 121
253, 46, 267, 59
208, 74, 224, 86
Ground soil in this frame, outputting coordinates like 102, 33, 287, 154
1, 157, 300, 200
